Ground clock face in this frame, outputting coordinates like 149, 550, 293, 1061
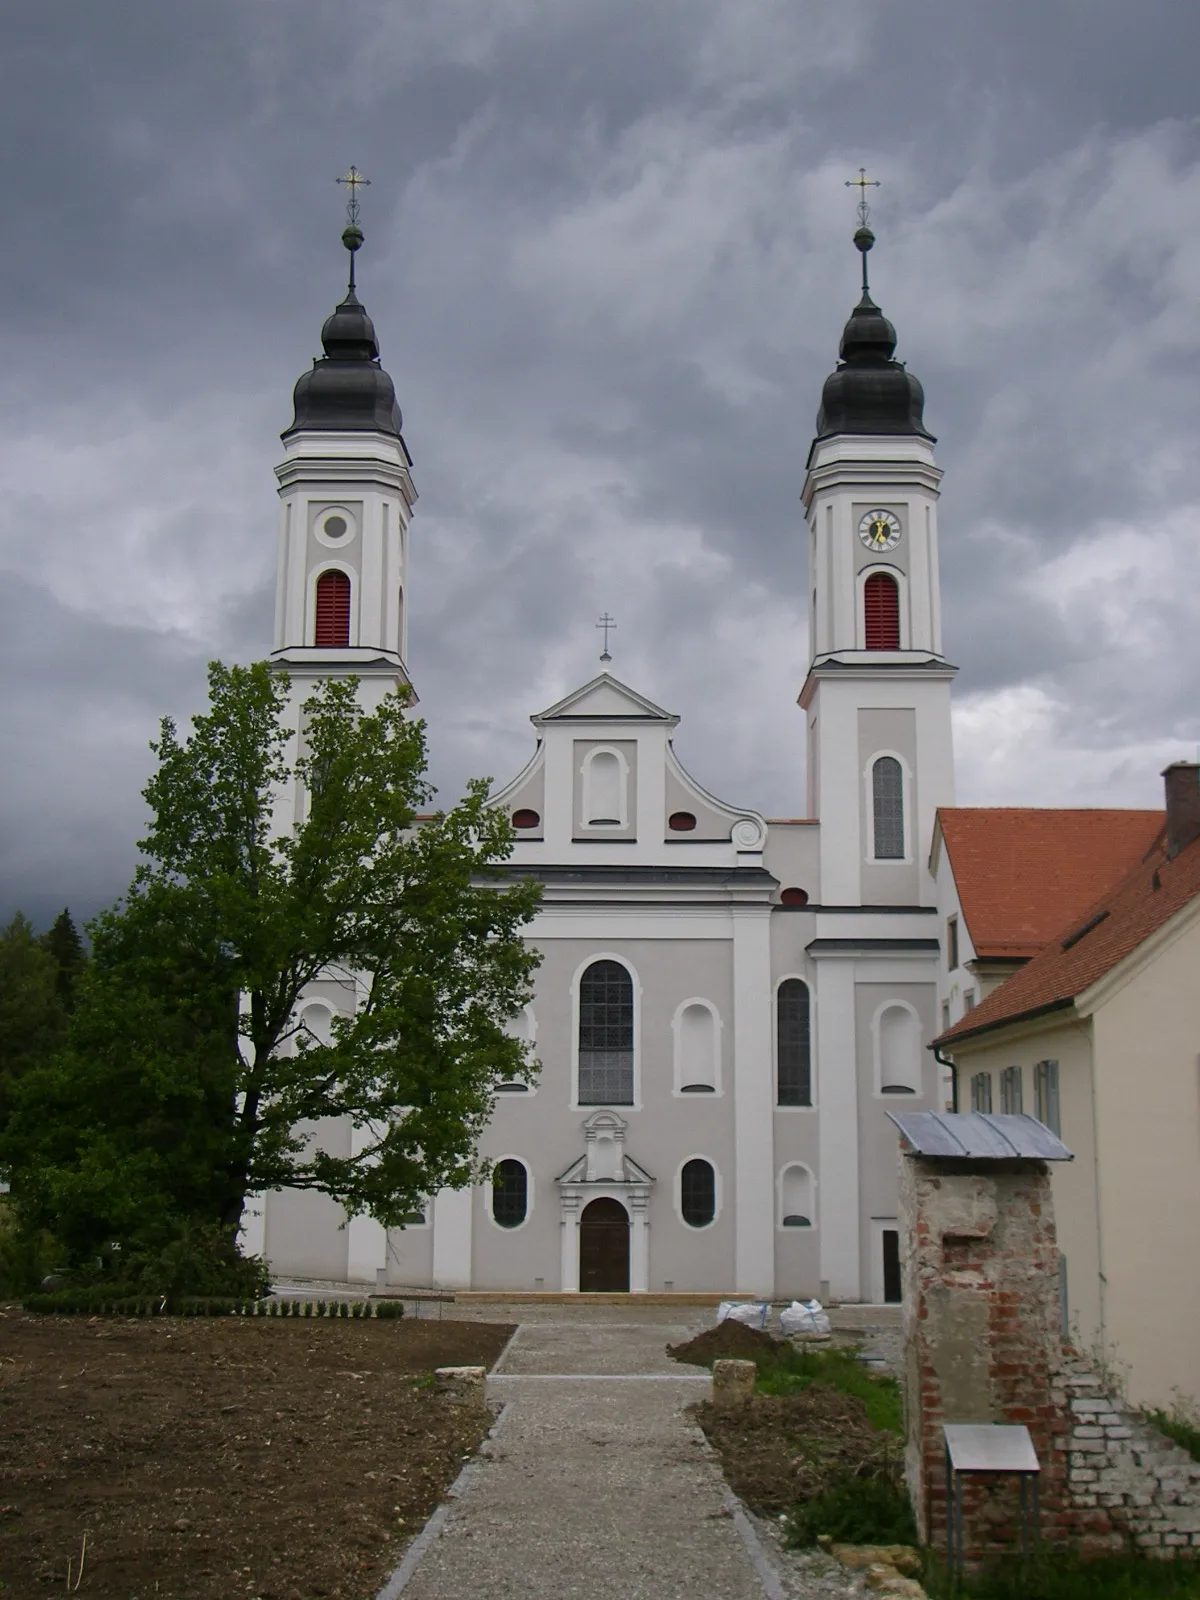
858, 509, 902, 552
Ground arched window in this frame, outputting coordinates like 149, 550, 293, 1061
676, 1002, 718, 1093
777, 979, 812, 1106
578, 960, 634, 1104
584, 749, 624, 827
864, 571, 900, 649
299, 1002, 333, 1048
491, 1159, 528, 1227
872, 757, 905, 859
878, 1004, 921, 1094
314, 570, 351, 647
780, 1164, 814, 1227
680, 1159, 716, 1227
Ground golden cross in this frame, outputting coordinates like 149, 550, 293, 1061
845, 166, 880, 227
337, 165, 371, 225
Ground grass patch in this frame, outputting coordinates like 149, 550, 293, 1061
923, 1550, 1200, 1599
1145, 1403, 1200, 1465
785, 1473, 917, 1548
753, 1343, 904, 1435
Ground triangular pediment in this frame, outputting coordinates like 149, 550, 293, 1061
533, 673, 678, 727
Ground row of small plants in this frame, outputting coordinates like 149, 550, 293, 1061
22, 1288, 405, 1319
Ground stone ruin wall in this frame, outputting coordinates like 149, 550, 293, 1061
899, 1154, 1200, 1560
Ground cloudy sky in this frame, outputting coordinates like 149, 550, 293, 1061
3, 0, 1200, 927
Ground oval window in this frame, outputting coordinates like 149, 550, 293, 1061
780, 887, 809, 906
680, 1158, 716, 1227
511, 808, 541, 830
668, 811, 697, 832
322, 513, 349, 540
492, 1159, 528, 1228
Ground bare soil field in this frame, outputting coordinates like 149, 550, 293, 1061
0, 1308, 514, 1599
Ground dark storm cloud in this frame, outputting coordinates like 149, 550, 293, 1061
3, 0, 1200, 924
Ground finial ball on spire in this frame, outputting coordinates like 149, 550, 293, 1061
854, 225, 875, 254
342, 222, 364, 253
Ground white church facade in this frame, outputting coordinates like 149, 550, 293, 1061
248, 214, 956, 1303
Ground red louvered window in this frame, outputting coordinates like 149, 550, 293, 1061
314, 570, 351, 647
863, 572, 900, 649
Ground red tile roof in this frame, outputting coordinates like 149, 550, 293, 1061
937, 808, 1163, 960
938, 824, 1200, 1046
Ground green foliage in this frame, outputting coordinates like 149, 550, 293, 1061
752, 1343, 904, 1435
42, 910, 87, 1012
923, 1550, 1200, 1599
0, 661, 542, 1273
373, 1299, 404, 1319
0, 912, 69, 1132
1145, 1399, 1200, 1464
785, 1473, 917, 1548
0, 1200, 61, 1298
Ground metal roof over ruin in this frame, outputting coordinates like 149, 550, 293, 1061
886, 1111, 1073, 1162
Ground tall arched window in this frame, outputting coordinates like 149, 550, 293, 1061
680, 1159, 716, 1227
864, 571, 900, 649
578, 960, 634, 1104
491, 1159, 528, 1228
777, 979, 812, 1106
872, 757, 905, 859
314, 570, 351, 647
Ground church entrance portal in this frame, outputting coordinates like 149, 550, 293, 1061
579, 1197, 630, 1292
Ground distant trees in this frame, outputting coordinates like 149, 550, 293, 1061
0, 909, 85, 1131
0, 663, 541, 1292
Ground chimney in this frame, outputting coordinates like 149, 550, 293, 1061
1162, 762, 1200, 860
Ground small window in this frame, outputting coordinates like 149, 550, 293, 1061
864, 571, 900, 649
1000, 1065, 1023, 1114
322, 513, 349, 540
964, 991, 976, 1013
511, 808, 541, 829
579, 960, 634, 1105
780, 1164, 814, 1227
780, 887, 809, 906
1034, 1060, 1061, 1135
776, 979, 812, 1106
941, 1001, 950, 1033
668, 811, 697, 832
947, 915, 959, 971
680, 1159, 716, 1227
314, 569, 351, 647
970, 1072, 993, 1114
878, 1004, 921, 1095
491, 1159, 528, 1228
676, 1002, 718, 1094
872, 757, 904, 860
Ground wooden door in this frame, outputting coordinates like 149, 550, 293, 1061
579, 1198, 630, 1293
882, 1228, 902, 1303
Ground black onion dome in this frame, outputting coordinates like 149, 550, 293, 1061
284, 282, 403, 439
815, 287, 933, 442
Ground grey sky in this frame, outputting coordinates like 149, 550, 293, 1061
3, 0, 1200, 926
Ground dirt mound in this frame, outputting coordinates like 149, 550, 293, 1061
667, 1319, 783, 1367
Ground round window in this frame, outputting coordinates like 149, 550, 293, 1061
322, 513, 349, 540
511, 809, 541, 830
668, 811, 697, 832
780, 887, 809, 907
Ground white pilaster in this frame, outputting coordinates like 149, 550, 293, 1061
815, 956, 861, 1299
732, 905, 775, 1294
630, 1193, 650, 1293
432, 1186, 474, 1289
560, 1192, 581, 1292
346, 1120, 387, 1283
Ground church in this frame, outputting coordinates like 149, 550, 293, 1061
246, 202, 958, 1304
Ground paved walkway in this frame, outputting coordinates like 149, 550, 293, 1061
382, 1307, 784, 1600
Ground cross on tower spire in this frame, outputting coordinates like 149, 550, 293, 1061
596, 612, 616, 663
336, 166, 371, 291
845, 167, 880, 295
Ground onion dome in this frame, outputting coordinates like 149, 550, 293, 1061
284, 224, 403, 440
815, 225, 933, 442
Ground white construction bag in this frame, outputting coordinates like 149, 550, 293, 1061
779, 1298, 832, 1337
716, 1300, 771, 1329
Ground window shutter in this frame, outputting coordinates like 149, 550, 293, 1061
315, 570, 351, 647
864, 572, 900, 649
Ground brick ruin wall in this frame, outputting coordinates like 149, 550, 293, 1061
899, 1154, 1200, 1560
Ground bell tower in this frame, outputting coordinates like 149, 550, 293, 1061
800, 214, 956, 907
271, 174, 416, 715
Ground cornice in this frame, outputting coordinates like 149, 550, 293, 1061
275, 455, 416, 508
802, 456, 943, 511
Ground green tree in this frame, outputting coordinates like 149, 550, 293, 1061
0, 912, 67, 1130
41, 908, 87, 1011
0, 662, 541, 1264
